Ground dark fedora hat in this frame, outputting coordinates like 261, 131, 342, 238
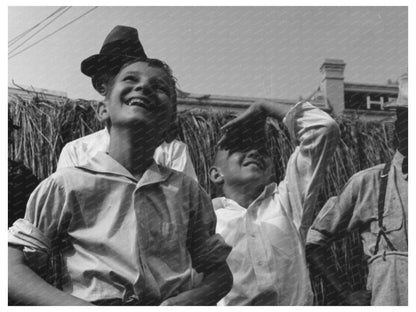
81, 25, 147, 77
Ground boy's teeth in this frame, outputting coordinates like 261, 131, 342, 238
128, 99, 144, 106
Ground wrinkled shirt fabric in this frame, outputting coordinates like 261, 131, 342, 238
307, 151, 408, 305
9, 152, 230, 304
57, 128, 198, 181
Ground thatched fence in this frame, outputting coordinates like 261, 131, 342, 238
8, 92, 396, 305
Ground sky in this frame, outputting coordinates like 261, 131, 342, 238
8, 5, 408, 101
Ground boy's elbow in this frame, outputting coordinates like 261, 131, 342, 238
329, 118, 340, 135
320, 118, 340, 145
215, 262, 233, 297
9, 245, 25, 266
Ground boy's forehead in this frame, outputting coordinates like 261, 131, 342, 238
214, 149, 231, 166
120, 61, 169, 79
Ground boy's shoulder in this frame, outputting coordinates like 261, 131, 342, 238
348, 163, 385, 185
32, 166, 86, 196
213, 182, 277, 211
64, 129, 108, 150
50, 166, 91, 183
159, 164, 196, 184
158, 164, 208, 196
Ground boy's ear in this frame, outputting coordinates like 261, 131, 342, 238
97, 101, 109, 122
209, 166, 224, 184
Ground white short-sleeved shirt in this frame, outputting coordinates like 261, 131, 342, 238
57, 128, 198, 181
9, 152, 230, 304
214, 102, 340, 305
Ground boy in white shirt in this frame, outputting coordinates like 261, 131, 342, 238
8, 25, 231, 306
57, 27, 197, 181
209, 100, 340, 305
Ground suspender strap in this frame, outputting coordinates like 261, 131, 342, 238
374, 160, 397, 255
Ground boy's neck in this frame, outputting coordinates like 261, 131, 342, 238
223, 183, 265, 209
108, 127, 158, 179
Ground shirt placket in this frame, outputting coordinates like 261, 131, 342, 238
245, 202, 271, 288
131, 185, 160, 304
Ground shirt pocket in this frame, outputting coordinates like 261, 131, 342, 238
370, 211, 403, 234
149, 222, 188, 257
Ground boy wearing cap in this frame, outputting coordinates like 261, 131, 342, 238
306, 74, 408, 306
8, 26, 232, 306
57, 27, 197, 181
209, 100, 340, 305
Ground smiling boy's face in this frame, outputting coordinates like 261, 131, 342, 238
101, 61, 175, 140
214, 146, 272, 189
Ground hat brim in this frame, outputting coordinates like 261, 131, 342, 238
81, 54, 147, 77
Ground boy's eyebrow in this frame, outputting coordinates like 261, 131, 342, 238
122, 71, 170, 85
151, 77, 170, 85
122, 70, 140, 75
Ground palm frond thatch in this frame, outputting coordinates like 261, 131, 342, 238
8, 94, 396, 305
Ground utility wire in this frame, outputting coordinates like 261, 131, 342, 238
9, 7, 72, 55
9, 7, 67, 46
9, 7, 98, 60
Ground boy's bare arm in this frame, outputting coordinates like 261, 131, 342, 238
160, 262, 233, 306
219, 100, 292, 143
306, 244, 371, 305
8, 245, 92, 306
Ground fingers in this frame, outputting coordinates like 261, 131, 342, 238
217, 102, 266, 147
220, 112, 250, 131
216, 135, 226, 147
221, 104, 263, 131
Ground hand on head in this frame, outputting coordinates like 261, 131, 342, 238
218, 102, 267, 147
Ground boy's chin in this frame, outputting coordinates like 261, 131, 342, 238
242, 174, 269, 188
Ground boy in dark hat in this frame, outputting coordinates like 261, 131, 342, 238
57, 26, 197, 182
8, 25, 232, 306
209, 99, 340, 305
306, 74, 408, 305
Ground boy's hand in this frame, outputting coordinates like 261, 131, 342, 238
217, 102, 266, 146
221, 102, 266, 132
217, 100, 293, 147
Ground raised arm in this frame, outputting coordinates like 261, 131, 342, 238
281, 101, 340, 236
219, 100, 340, 236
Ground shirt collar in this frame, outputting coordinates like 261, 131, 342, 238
79, 151, 171, 186
212, 182, 278, 211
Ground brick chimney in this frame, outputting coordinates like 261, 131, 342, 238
320, 59, 346, 115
